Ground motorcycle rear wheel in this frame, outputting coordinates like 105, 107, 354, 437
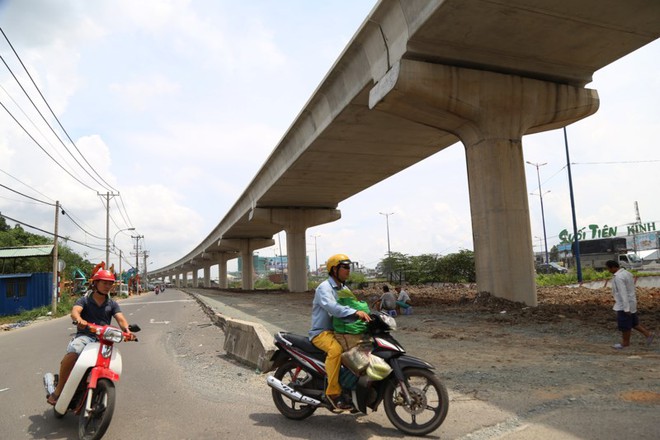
78, 378, 116, 440
272, 360, 317, 420
383, 368, 449, 436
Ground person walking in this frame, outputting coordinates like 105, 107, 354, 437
605, 260, 654, 349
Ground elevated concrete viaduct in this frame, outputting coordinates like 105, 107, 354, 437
151, 0, 660, 306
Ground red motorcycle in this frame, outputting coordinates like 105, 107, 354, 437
44, 322, 140, 440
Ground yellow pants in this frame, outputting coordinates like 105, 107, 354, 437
311, 331, 342, 396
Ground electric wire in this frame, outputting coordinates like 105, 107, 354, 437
0, 182, 55, 206
0, 168, 55, 203
0, 213, 106, 251
0, 99, 98, 191
0, 27, 117, 192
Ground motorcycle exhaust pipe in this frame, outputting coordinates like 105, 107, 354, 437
266, 376, 321, 406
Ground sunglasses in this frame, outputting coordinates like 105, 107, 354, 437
338, 264, 351, 270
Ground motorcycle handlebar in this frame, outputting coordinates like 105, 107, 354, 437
72, 321, 139, 342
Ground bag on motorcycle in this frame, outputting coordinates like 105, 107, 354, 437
341, 342, 372, 374
333, 288, 370, 335
365, 354, 393, 381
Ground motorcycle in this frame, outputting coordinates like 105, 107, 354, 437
266, 312, 449, 436
43, 322, 141, 440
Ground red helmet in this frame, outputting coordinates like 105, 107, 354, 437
91, 269, 115, 282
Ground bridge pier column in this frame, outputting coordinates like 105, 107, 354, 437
192, 269, 198, 288
370, 60, 599, 305
219, 239, 275, 290
174, 273, 180, 288
203, 265, 211, 288
251, 208, 341, 292
217, 253, 233, 289
181, 271, 187, 288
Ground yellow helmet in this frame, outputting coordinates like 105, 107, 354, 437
326, 254, 351, 273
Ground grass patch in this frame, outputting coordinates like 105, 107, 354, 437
535, 267, 660, 287
0, 294, 77, 325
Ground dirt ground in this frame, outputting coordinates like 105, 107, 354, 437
352, 284, 660, 409
186, 283, 660, 437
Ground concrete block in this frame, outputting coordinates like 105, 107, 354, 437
223, 317, 276, 372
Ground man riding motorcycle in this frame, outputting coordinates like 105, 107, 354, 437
47, 266, 135, 406
309, 253, 371, 411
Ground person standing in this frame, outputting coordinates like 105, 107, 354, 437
605, 260, 654, 349
309, 253, 370, 411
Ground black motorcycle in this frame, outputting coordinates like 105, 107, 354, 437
266, 312, 448, 436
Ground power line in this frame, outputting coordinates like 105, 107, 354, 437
0, 167, 56, 203
572, 159, 660, 165
0, 27, 117, 192
0, 182, 55, 206
0, 99, 99, 191
0, 212, 106, 251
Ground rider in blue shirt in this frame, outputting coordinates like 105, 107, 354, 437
309, 253, 370, 410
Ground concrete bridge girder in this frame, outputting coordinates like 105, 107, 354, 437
369, 60, 600, 305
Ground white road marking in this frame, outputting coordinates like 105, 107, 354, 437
121, 299, 195, 306
149, 318, 171, 324
0, 388, 9, 393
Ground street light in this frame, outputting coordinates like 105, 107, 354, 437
379, 212, 394, 257
112, 227, 135, 268
526, 162, 549, 264
310, 234, 320, 275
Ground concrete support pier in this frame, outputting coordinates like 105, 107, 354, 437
220, 238, 275, 290
250, 208, 341, 292
370, 60, 599, 305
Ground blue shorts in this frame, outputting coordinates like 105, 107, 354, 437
616, 311, 639, 331
66, 335, 97, 354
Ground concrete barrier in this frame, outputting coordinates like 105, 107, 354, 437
222, 316, 276, 372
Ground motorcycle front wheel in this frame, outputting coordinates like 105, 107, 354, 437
383, 368, 449, 436
272, 360, 318, 420
78, 378, 116, 440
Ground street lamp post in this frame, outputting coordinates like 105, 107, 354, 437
379, 212, 394, 257
311, 234, 320, 275
526, 162, 549, 264
112, 227, 135, 268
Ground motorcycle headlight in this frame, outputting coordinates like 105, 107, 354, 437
102, 327, 123, 343
380, 313, 397, 331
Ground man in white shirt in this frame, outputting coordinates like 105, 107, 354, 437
606, 260, 654, 349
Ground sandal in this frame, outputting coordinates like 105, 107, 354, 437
46, 393, 59, 406
647, 332, 655, 347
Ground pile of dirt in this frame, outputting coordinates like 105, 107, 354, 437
353, 284, 660, 331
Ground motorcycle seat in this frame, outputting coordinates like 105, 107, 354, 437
280, 332, 325, 357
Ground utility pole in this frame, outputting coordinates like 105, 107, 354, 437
143, 251, 149, 290
526, 162, 549, 264
379, 212, 394, 257
51, 201, 60, 314
131, 234, 144, 292
98, 191, 119, 265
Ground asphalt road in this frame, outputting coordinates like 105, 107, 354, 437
3, 287, 658, 439
0, 289, 419, 440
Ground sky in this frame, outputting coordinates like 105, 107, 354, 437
0, 0, 658, 276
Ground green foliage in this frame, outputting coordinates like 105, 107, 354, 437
254, 278, 287, 290
0, 215, 93, 278
346, 271, 368, 288
378, 250, 476, 284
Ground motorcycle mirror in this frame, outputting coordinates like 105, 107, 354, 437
128, 324, 141, 333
